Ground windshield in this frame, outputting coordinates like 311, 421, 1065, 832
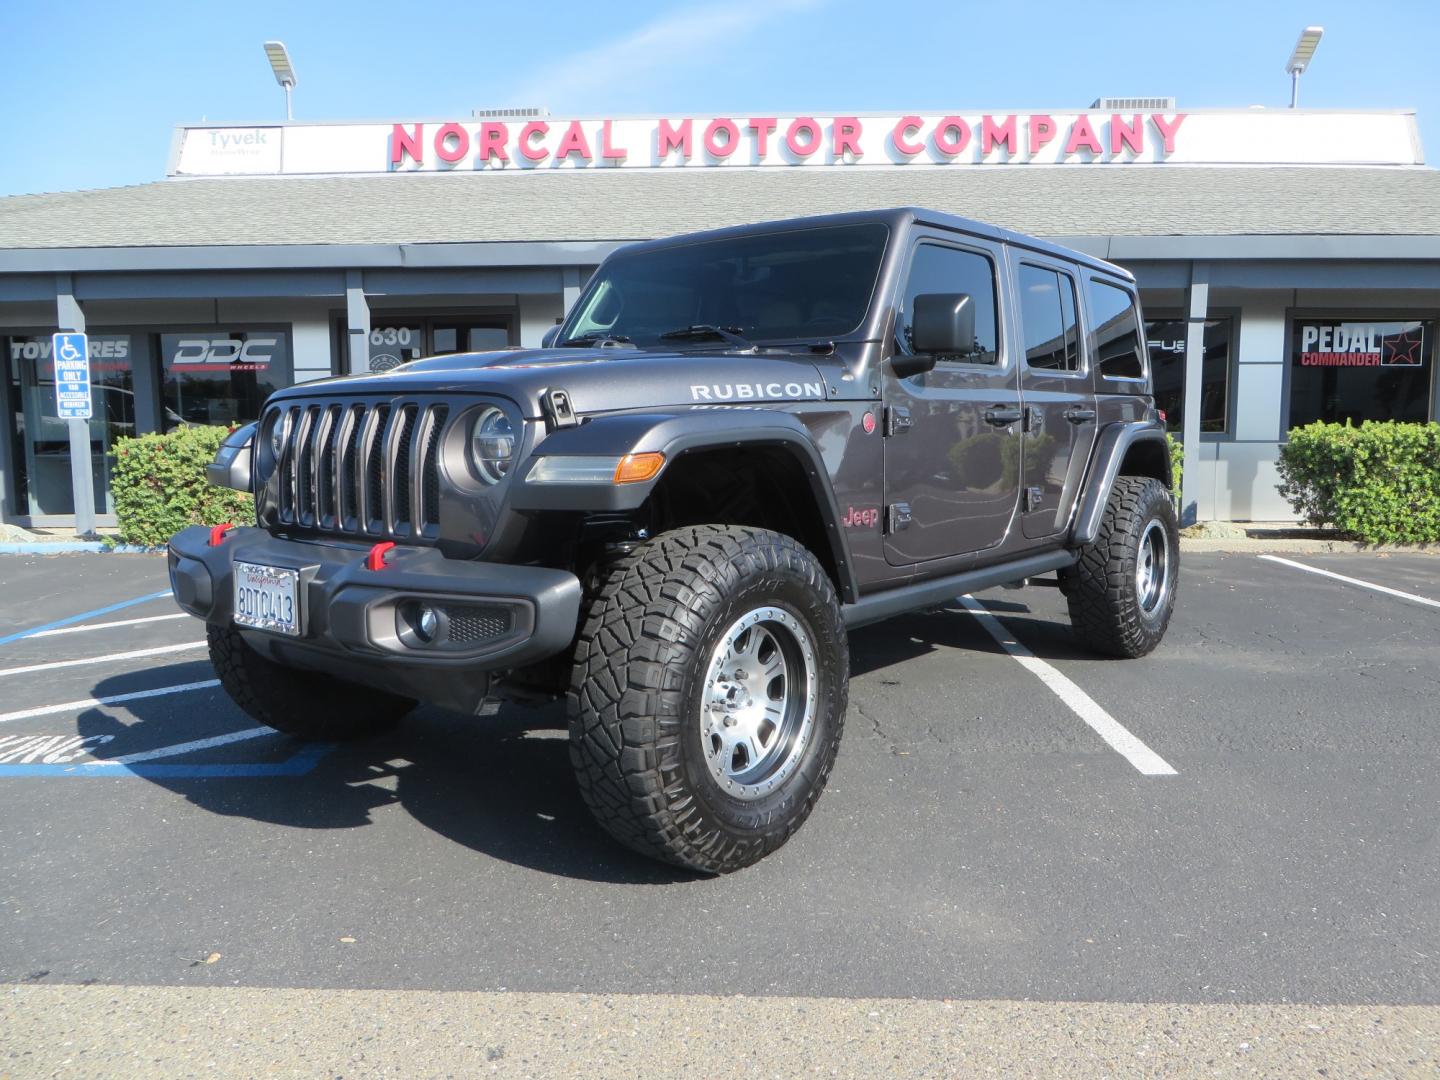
561, 223, 889, 348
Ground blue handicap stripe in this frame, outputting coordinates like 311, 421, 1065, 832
0, 742, 334, 779
0, 589, 174, 647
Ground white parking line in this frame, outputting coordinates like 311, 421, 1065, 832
95, 727, 274, 766
959, 595, 1178, 777
28, 613, 190, 638
0, 642, 206, 678
0, 680, 221, 724
1258, 554, 1440, 610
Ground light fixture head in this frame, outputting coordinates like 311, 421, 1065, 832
263, 40, 297, 88
1286, 25, 1323, 75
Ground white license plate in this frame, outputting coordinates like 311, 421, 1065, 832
233, 562, 301, 636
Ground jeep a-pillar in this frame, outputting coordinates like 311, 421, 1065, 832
170, 209, 1176, 873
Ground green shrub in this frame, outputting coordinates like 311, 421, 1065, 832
1277, 421, 1440, 544
110, 426, 253, 547
1167, 433, 1183, 501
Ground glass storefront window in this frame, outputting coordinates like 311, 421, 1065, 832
161, 329, 291, 429
1288, 319, 1433, 427
1147, 317, 1232, 435
6, 333, 134, 517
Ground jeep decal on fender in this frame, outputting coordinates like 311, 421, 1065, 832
690, 381, 825, 401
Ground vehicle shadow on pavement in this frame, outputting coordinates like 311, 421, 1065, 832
78, 673, 700, 886
848, 600, 1096, 676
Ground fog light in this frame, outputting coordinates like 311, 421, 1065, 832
416, 603, 439, 643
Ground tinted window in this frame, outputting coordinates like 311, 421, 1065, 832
160, 329, 292, 430
1018, 265, 1080, 371
563, 224, 888, 347
1147, 317, 1232, 433
1087, 278, 1146, 379
896, 243, 999, 364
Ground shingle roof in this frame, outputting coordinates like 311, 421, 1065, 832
2, 166, 1439, 249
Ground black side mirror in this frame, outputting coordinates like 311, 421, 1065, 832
912, 293, 976, 356
541, 325, 562, 348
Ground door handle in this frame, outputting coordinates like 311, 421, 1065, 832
983, 405, 1023, 427
1064, 407, 1097, 424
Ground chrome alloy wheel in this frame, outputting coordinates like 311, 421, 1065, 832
1136, 518, 1173, 615
699, 606, 818, 801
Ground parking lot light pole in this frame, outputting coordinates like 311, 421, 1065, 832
263, 41, 297, 120
1286, 26, 1324, 108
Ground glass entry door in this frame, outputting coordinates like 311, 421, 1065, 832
364, 318, 512, 372
6, 334, 134, 519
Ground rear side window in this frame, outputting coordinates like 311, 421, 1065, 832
1087, 277, 1146, 379
1017, 264, 1080, 372
896, 243, 1000, 364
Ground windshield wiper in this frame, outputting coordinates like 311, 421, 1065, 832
558, 333, 634, 348
657, 325, 758, 352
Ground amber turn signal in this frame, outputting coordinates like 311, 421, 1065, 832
613, 452, 665, 484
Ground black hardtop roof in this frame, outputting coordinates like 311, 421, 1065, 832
614, 207, 1135, 283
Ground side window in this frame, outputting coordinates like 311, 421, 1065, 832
1018, 264, 1080, 371
1087, 277, 1146, 379
896, 243, 999, 364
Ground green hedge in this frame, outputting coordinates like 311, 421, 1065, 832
110, 426, 253, 547
1277, 421, 1440, 544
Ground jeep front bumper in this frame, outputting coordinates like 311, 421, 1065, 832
167, 525, 582, 714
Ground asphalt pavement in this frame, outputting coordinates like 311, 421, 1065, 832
0, 548, 1436, 1075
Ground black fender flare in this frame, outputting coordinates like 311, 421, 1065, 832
1069, 420, 1171, 547
508, 410, 859, 603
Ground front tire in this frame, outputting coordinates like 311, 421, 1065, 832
207, 624, 414, 740
1061, 475, 1178, 658
568, 525, 848, 874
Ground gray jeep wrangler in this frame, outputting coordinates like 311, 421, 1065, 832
169, 208, 1177, 873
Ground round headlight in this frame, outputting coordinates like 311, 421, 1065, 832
470, 407, 515, 485
268, 411, 290, 460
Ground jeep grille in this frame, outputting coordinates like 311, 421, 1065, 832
262, 400, 449, 541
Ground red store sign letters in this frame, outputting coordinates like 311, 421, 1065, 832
389, 113, 1189, 169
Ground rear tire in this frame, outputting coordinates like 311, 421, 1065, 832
1061, 475, 1178, 658
207, 624, 413, 740
567, 525, 848, 874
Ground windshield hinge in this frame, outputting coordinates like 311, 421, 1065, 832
542, 388, 578, 430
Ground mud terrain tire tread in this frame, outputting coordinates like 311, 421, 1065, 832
1061, 475, 1178, 659
568, 524, 847, 874
207, 624, 412, 740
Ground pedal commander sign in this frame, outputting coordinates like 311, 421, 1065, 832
1295, 322, 1428, 368
170, 110, 1422, 175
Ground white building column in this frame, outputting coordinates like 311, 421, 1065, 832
1179, 262, 1210, 526
345, 271, 371, 375
55, 274, 97, 537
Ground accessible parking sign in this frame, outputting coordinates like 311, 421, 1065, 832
52, 331, 92, 420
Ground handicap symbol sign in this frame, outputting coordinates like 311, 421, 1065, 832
51, 332, 92, 420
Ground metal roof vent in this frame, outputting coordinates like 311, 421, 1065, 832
471, 106, 549, 118
1090, 97, 1177, 111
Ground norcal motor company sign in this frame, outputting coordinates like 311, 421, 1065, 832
171, 110, 1423, 176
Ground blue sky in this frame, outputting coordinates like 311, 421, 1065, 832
3, 0, 1437, 196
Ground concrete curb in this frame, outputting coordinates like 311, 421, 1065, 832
1179, 537, 1440, 554
0, 542, 160, 555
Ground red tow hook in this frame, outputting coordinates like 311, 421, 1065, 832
365, 541, 397, 571
208, 523, 234, 547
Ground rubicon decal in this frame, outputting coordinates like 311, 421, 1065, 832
690, 382, 825, 402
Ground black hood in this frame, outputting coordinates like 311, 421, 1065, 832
271, 346, 849, 417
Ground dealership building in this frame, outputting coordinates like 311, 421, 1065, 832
1, 104, 1438, 530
